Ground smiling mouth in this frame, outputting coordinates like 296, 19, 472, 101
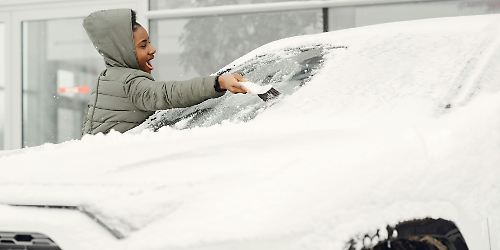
146, 59, 154, 71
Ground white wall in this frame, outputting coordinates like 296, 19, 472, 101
0, 23, 5, 149
0, 24, 4, 87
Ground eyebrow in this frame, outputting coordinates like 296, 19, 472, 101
137, 39, 148, 45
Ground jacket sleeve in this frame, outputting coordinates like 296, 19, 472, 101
124, 75, 225, 111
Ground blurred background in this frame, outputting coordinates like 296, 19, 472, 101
0, 0, 499, 149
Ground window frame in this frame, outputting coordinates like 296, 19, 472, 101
0, 12, 10, 150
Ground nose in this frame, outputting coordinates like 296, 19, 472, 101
149, 45, 156, 55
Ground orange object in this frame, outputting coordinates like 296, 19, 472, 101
78, 85, 91, 94
57, 85, 91, 95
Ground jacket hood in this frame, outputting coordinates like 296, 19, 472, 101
83, 9, 139, 69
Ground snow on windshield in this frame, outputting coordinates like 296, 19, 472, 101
133, 45, 346, 132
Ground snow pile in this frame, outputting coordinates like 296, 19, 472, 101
0, 14, 500, 250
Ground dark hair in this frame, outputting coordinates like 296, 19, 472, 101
131, 10, 141, 31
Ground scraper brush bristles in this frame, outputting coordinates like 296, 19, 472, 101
257, 87, 281, 101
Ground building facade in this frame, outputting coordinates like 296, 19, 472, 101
0, 0, 498, 149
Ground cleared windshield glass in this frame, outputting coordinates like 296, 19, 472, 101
140, 45, 341, 131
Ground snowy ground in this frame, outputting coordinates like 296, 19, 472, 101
1, 14, 500, 250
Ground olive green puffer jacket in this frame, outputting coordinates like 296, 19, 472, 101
82, 9, 223, 135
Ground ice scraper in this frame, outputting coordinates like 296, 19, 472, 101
239, 81, 281, 101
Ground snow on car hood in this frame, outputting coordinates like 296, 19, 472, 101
1, 14, 500, 250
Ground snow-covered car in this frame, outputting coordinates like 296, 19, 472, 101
1, 14, 500, 250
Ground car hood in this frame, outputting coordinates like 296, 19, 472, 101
1, 14, 500, 250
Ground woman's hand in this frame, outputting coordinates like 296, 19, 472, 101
217, 73, 247, 94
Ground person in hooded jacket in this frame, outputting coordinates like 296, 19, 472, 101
81, 9, 246, 135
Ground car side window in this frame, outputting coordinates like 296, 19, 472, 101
140, 45, 339, 131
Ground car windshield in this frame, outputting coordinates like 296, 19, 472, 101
140, 44, 342, 131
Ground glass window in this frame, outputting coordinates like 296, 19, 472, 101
328, 1, 500, 31
0, 23, 4, 150
149, 10, 322, 81
138, 45, 340, 132
150, 0, 312, 10
22, 18, 104, 147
